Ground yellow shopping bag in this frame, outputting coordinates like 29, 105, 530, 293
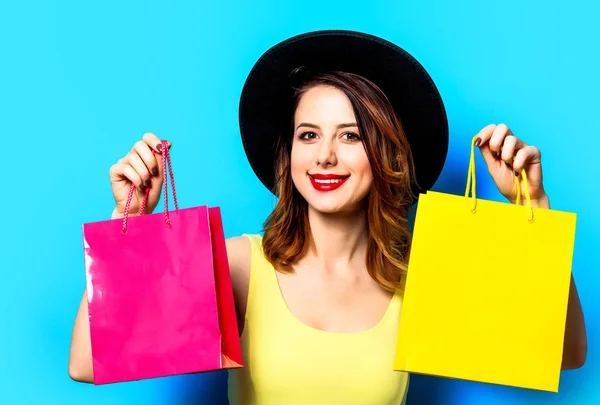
394, 136, 577, 392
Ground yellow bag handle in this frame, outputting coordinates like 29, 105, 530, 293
465, 135, 534, 223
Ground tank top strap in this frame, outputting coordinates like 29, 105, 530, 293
388, 287, 404, 323
243, 233, 273, 277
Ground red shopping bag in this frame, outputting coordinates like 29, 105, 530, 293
82, 140, 242, 385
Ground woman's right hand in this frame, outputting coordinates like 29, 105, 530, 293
109, 133, 171, 219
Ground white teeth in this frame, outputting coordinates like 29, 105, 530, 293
314, 178, 345, 184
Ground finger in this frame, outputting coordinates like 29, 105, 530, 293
126, 152, 152, 188
142, 132, 172, 153
109, 160, 127, 183
109, 161, 146, 191
122, 164, 146, 191
513, 146, 542, 175
474, 124, 497, 147
500, 135, 518, 169
142, 132, 162, 153
474, 124, 499, 169
133, 140, 160, 177
489, 124, 512, 159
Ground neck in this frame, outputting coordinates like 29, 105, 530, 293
304, 205, 369, 271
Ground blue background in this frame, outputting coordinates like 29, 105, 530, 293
1, 0, 597, 404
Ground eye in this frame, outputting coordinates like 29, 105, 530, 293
341, 132, 361, 141
298, 131, 318, 140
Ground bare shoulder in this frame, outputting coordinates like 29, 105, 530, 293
225, 236, 252, 309
226, 235, 252, 279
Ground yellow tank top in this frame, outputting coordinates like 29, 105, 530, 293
227, 234, 409, 404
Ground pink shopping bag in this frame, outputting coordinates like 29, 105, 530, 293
82, 140, 242, 385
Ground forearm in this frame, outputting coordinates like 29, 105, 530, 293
68, 290, 94, 383
517, 194, 587, 369
561, 276, 587, 369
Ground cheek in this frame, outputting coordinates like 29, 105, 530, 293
360, 166, 374, 190
345, 149, 373, 180
352, 154, 373, 191
290, 144, 311, 183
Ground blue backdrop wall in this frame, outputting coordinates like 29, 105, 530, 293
1, 1, 598, 404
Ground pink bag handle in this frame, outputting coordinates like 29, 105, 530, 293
122, 140, 178, 233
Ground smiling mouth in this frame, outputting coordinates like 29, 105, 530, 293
311, 177, 348, 184
308, 174, 350, 191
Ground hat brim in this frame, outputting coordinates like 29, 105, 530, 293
239, 30, 448, 201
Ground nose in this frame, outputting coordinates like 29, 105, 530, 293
316, 138, 337, 167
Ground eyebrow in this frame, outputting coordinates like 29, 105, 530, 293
295, 122, 358, 131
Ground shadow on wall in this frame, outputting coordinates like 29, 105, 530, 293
168, 371, 454, 405
165, 370, 229, 405
406, 374, 457, 405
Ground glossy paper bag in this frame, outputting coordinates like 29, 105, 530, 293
82, 141, 242, 385
394, 137, 576, 392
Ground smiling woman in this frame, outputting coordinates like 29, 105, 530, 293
67, 30, 586, 405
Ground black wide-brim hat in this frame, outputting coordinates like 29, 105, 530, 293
239, 30, 448, 201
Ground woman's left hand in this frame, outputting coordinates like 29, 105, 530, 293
475, 124, 549, 207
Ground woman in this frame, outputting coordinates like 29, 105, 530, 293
69, 31, 587, 404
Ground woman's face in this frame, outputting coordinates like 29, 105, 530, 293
291, 85, 373, 214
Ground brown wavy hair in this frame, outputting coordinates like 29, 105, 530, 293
261, 69, 416, 293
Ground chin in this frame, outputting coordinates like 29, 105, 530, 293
303, 190, 368, 216
309, 201, 348, 214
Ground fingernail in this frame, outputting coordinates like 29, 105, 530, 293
152, 167, 159, 176
156, 143, 162, 152
491, 151, 498, 159
475, 138, 481, 147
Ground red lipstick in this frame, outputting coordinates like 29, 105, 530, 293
308, 173, 350, 192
